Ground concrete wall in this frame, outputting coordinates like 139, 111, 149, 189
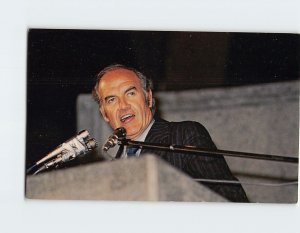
77, 80, 299, 203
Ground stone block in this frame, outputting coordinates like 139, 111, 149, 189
26, 155, 226, 202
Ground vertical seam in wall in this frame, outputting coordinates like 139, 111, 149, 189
146, 155, 159, 201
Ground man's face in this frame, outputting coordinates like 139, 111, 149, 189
97, 68, 153, 140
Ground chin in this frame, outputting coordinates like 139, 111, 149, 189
126, 132, 137, 139
124, 126, 137, 134
126, 130, 140, 139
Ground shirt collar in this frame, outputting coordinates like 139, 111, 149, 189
135, 119, 155, 142
131, 119, 155, 157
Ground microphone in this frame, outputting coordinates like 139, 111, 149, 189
28, 130, 97, 174
102, 127, 126, 152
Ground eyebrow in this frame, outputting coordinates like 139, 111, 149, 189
125, 86, 137, 93
102, 86, 137, 103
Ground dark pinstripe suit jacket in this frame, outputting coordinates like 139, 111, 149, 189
140, 117, 249, 202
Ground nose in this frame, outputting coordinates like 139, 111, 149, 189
118, 97, 130, 110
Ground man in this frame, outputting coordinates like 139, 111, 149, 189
92, 64, 248, 202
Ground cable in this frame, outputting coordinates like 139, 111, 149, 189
26, 164, 38, 174
193, 178, 298, 187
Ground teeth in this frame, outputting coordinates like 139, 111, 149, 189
121, 114, 133, 122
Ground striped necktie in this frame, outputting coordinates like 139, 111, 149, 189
126, 147, 139, 157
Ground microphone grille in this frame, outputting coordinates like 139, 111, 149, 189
115, 127, 126, 139
86, 138, 98, 150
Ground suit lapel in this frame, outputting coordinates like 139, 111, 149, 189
142, 118, 170, 156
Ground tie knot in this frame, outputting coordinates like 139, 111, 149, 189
126, 147, 139, 156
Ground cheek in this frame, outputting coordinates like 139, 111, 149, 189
104, 107, 118, 123
134, 97, 148, 113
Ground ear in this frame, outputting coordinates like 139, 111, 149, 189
147, 89, 153, 108
99, 106, 109, 122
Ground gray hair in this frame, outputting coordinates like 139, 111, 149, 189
92, 64, 156, 113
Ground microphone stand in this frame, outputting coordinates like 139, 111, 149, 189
120, 139, 298, 164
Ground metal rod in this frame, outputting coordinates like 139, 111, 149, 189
123, 140, 298, 163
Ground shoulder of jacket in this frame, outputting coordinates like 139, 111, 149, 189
154, 118, 206, 132
171, 120, 204, 128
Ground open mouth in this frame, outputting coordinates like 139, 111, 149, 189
120, 114, 135, 123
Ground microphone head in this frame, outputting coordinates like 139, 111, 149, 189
102, 127, 127, 152
77, 129, 91, 143
85, 138, 98, 150
114, 127, 126, 139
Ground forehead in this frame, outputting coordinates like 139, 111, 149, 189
98, 69, 141, 94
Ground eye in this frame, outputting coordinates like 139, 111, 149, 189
127, 90, 136, 96
106, 97, 116, 104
